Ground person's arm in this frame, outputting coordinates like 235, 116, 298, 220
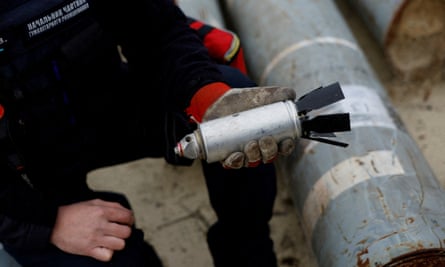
0, 160, 135, 262
90, 0, 296, 168
90, 0, 225, 111
0, 161, 57, 250
186, 17, 248, 75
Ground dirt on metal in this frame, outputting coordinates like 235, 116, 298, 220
385, 0, 445, 81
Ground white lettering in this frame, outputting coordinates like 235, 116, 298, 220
26, 0, 89, 38
27, 9, 64, 31
28, 18, 62, 37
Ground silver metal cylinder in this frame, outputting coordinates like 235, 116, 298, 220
175, 100, 300, 163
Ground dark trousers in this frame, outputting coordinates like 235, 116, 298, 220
202, 162, 277, 267
6, 65, 278, 267
200, 66, 278, 267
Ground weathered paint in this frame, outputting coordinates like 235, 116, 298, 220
348, 0, 445, 80
222, 0, 445, 266
346, 0, 405, 45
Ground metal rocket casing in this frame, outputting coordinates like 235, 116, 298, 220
174, 100, 300, 163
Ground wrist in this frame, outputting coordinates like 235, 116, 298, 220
186, 82, 230, 122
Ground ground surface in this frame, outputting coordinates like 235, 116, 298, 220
88, 1, 445, 266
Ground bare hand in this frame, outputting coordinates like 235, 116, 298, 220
50, 199, 135, 262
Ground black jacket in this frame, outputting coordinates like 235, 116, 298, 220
0, 0, 223, 250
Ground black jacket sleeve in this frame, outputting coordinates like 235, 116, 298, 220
0, 160, 58, 250
90, 0, 225, 112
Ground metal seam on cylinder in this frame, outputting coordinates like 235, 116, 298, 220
302, 150, 406, 243
260, 37, 359, 85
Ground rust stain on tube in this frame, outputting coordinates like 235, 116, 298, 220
383, 249, 445, 267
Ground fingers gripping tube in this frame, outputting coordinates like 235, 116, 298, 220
174, 82, 351, 163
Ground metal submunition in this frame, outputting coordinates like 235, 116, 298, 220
174, 82, 351, 163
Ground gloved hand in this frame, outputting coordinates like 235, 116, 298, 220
186, 82, 297, 169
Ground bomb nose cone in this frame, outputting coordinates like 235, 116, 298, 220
174, 133, 202, 160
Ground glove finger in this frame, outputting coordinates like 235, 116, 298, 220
258, 136, 278, 163
222, 152, 245, 169
244, 140, 261, 167
278, 138, 296, 156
